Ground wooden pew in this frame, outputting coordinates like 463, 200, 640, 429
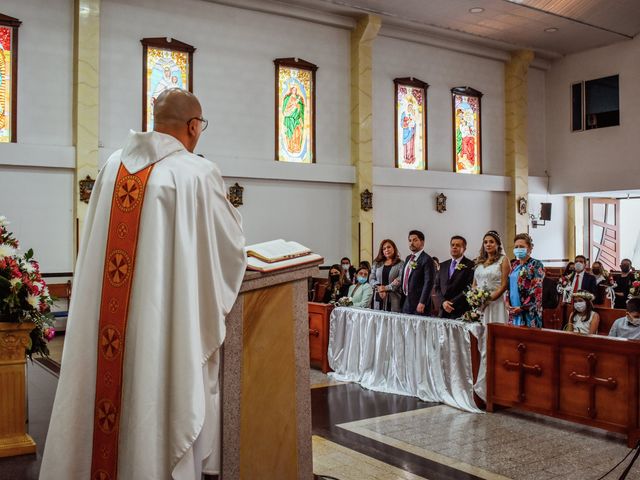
596, 307, 627, 335
544, 267, 564, 279
486, 324, 640, 447
308, 302, 334, 373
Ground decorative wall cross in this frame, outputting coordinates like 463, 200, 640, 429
569, 353, 617, 419
502, 343, 542, 403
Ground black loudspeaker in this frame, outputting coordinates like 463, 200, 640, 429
540, 203, 552, 221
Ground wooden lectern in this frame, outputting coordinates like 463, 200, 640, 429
221, 260, 321, 480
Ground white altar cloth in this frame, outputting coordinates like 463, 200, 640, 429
328, 307, 484, 413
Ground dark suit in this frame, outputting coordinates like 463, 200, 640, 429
434, 256, 475, 318
401, 251, 435, 316
571, 271, 597, 297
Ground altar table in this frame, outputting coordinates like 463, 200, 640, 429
328, 307, 484, 413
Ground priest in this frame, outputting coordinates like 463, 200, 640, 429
40, 89, 247, 480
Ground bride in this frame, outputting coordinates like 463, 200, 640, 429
472, 230, 509, 324
473, 230, 510, 401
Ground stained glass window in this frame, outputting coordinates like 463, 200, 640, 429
275, 58, 317, 163
394, 78, 428, 170
141, 38, 194, 131
452, 87, 482, 174
0, 14, 21, 143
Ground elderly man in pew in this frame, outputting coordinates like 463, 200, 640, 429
609, 297, 640, 340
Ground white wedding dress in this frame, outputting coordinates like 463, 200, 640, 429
473, 256, 508, 325
473, 255, 508, 401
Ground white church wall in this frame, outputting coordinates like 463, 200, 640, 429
99, 0, 353, 263
225, 177, 351, 265
0, 167, 74, 273
546, 36, 640, 194
373, 186, 506, 262
0, 0, 75, 273
527, 193, 567, 267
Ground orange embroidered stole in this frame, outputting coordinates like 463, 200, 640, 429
91, 163, 154, 480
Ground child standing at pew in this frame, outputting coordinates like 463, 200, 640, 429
609, 297, 640, 340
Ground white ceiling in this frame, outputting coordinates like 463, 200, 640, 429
270, 0, 640, 58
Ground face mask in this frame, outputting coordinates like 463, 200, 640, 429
513, 247, 528, 260
574, 262, 585, 273
592, 268, 602, 275
342, 264, 349, 271
330, 273, 340, 282
627, 314, 640, 326
574, 301, 586, 313
621, 265, 631, 273
357, 276, 368, 284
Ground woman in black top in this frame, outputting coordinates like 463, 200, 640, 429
323, 264, 350, 303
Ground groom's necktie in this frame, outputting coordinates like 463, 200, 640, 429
403, 254, 415, 295
449, 259, 457, 279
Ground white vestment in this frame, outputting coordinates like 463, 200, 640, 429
40, 131, 247, 480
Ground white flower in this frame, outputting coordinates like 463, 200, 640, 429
10, 277, 21, 288
0, 244, 16, 259
23, 261, 36, 274
0, 216, 9, 227
26, 293, 39, 309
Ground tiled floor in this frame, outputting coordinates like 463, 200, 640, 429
313, 435, 427, 480
336, 403, 640, 480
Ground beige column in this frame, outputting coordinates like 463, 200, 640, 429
350, 15, 381, 264
504, 50, 534, 244
567, 197, 576, 260
73, 0, 100, 251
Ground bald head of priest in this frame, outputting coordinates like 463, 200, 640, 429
154, 88, 208, 153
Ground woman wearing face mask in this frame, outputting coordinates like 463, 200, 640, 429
614, 259, 634, 309
370, 239, 404, 312
323, 264, 350, 303
591, 261, 607, 285
568, 290, 600, 334
505, 233, 545, 327
347, 266, 374, 308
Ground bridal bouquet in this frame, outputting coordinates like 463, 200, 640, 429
0, 216, 55, 358
462, 286, 491, 322
333, 296, 354, 307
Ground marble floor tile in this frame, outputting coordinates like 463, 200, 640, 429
312, 435, 427, 480
338, 404, 640, 480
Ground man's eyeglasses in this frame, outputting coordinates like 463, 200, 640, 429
187, 117, 208, 131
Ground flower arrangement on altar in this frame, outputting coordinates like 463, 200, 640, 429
629, 271, 640, 298
333, 296, 354, 307
462, 285, 491, 322
0, 216, 55, 357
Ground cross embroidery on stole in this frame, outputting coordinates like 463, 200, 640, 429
90, 163, 154, 480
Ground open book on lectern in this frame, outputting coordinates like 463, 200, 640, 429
245, 239, 323, 272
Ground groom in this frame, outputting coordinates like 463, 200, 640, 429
435, 235, 475, 318
402, 230, 435, 316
